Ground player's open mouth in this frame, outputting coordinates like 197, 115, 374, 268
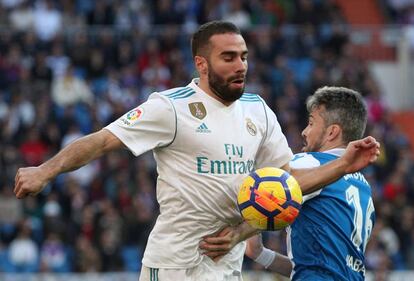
231, 79, 244, 85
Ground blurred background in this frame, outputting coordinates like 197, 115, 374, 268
0, 0, 413, 280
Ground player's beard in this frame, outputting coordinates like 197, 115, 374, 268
207, 63, 245, 103
302, 141, 323, 153
302, 130, 327, 152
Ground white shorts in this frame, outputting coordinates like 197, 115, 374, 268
139, 256, 243, 281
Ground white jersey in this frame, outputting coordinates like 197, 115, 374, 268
105, 79, 293, 269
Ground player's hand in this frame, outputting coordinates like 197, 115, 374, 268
341, 136, 380, 174
245, 234, 264, 260
200, 222, 259, 262
199, 226, 239, 262
14, 167, 49, 199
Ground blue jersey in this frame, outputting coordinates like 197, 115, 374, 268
287, 150, 375, 281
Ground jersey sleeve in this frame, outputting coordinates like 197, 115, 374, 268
105, 93, 176, 156
255, 102, 293, 169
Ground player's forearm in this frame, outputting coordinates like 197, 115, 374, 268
267, 252, 292, 276
39, 129, 119, 181
290, 158, 347, 194
235, 221, 261, 243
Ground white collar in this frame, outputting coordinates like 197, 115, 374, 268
322, 148, 345, 157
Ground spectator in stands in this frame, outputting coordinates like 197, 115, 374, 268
74, 234, 102, 272
0, 186, 23, 243
19, 128, 49, 166
33, 0, 62, 42
222, 0, 251, 30
51, 64, 93, 108
8, 219, 39, 272
40, 232, 70, 272
8, 1, 33, 32
46, 42, 70, 78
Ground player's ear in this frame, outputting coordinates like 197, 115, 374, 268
327, 124, 341, 141
194, 55, 208, 75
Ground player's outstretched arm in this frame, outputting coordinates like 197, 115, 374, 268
286, 136, 380, 194
14, 129, 124, 199
246, 234, 292, 276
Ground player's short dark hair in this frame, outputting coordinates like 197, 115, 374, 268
306, 86, 367, 143
191, 21, 241, 58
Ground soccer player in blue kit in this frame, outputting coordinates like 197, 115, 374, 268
245, 86, 375, 281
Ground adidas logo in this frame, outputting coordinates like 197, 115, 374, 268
196, 123, 211, 133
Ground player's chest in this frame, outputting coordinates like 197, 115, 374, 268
172, 103, 265, 158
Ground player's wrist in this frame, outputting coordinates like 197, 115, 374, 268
39, 163, 59, 182
336, 155, 350, 174
237, 221, 259, 242
254, 247, 276, 269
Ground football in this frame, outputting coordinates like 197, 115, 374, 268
237, 167, 303, 231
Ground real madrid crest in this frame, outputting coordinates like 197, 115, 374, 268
246, 118, 257, 136
189, 102, 207, 120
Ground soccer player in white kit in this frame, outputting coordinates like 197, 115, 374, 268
14, 21, 380, 281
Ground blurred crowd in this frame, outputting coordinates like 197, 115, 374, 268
0, 0, 413, 275
385, 0, 414, 24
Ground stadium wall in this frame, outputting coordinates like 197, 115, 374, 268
368, 26, 414, 111
369, 62, 408, 110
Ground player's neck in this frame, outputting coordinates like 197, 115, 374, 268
320, 141, 346, 152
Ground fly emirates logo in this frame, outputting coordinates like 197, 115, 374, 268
196, 144, 255, 175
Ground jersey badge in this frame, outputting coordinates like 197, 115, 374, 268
246, 118, 257, 136
126, 107, 143, 121
189, 102, 206, 120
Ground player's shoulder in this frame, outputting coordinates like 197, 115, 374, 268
306, 152, 338, 162
158, 86, 196, 101
238, 92, 263, 103
291, 152, 340, 168
291, 151, 338, 168
290, 152, 323, 169
238, 93, 267, 115
145, 87, 196, 110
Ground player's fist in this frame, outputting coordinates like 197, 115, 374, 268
14, 167, 48, 199
342, 136, 380, 174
